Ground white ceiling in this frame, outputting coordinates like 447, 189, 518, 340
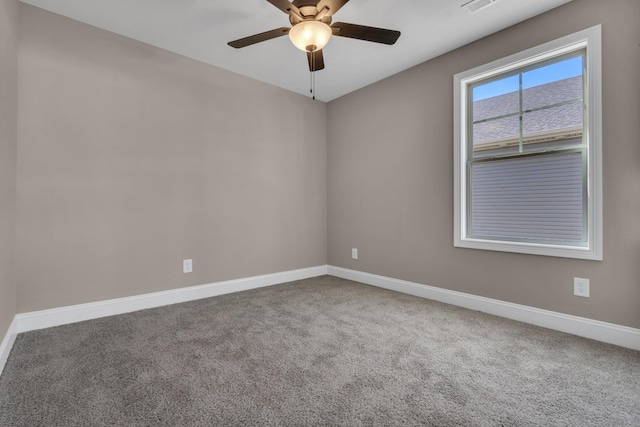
20, 0, 573, 102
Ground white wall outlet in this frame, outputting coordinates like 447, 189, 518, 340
183, 259, 193, 273
573, 277, 589, 297
352, 248, 358, 260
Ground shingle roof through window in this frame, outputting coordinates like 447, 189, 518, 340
472, 76, 583, 144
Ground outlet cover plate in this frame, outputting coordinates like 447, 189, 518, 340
183, 259, 193, 273
573, 277, 590, 297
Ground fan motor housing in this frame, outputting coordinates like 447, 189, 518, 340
292, 0, 320, 8
289, 1, 332, 25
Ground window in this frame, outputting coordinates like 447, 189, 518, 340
454, 26, 602, 260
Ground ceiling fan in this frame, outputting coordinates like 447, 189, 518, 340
228, 0, 401, 72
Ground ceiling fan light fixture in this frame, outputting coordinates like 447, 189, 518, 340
288, 21, 332, 52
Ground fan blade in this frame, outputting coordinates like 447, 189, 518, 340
307, 49, 325, 72
266, 0, 304, 20
228, 27, 290, 48
331, 22, 400, 45
316, 0, 349, 16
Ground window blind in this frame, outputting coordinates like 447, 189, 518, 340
469, 151, 585, 244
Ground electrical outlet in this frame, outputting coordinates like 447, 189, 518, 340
573, 277, 589, 297
183, 259, 193, 273
352, 248, 358, 260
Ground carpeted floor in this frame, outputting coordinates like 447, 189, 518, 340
1, 275, 639, 426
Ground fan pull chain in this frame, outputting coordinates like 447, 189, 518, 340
309, 52, 316, 100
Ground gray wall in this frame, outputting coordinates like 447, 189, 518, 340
327, 0, 640, 329
0, 0, 18, 339
17, 5, 327, 313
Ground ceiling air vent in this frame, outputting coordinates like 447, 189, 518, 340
462, 0, 502, 14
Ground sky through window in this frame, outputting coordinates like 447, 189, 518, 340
473, 56, 583, 101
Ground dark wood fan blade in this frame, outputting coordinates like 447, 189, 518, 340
316, 0, 349, 16
331, 22, 400, 45
307, 49, 325, 72
228, 27, 290, 48
267, 0, 303, 19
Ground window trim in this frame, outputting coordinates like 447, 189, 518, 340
453, 25, 602, 260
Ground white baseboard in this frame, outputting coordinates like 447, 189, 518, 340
328, 266, 640, 351
0, 317, 17, 376
14, 265, 328, 334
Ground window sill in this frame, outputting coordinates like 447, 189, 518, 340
454, 237, 602, 261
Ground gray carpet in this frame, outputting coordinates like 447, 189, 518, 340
1, 275, 639, 426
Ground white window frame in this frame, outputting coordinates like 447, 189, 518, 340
453, 25, 602, 260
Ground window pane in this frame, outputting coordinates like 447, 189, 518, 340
522, 56, 584, 111
522, 102, 583, 152
522, 136, 582, 153
472, 75, 520, 158
469, 151, 585, 244
472, 75, 519, 122
523, 103, 582, 134
472, 116, 520, 158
